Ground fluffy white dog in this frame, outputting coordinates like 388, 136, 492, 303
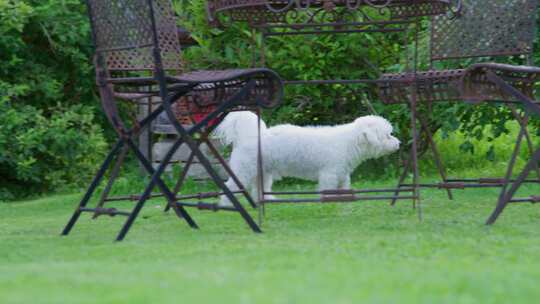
214, 111, 400, 206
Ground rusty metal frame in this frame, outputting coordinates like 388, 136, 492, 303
100, 116, 259, 215
208, 0, 451, 28
481, 67, 540, 224
61, 0, 284, 241
206, 0, 540, 226
257, 14, 422, 218
204, 1, 457, 221
384, 64, 540, 224
378, 0, 540, 224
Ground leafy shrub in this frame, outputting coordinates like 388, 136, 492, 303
0, 0, 106, 200
1, 0, 538, 200
0, 101, 106, 200
177, 1, 540, 171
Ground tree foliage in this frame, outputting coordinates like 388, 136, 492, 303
0, 0, 106, 200
1, 0, 538, 199
177, 1, 539, 156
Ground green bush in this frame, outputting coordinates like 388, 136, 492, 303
0, 102, 106, 200
177, 1, 539, 168
0, 0, 106, 200
1, 0, 538, 199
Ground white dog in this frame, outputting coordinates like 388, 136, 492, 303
214, 112, 400, 206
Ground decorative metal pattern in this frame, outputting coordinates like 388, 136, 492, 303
207, 0, 450, 27
88, 0, 182, 71
173, 69, 283, 109
389, 0, 449, 19
377, 69, 464, 104
174, 96, 218, 126
377, 64, 539, 105
86, 0, 283, 111
431, 0, 539, 61
461, 63, 540, 104
67, 0, 286, 240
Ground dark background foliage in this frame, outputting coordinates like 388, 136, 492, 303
1, 0, 538, 200
0, 0, 106, 200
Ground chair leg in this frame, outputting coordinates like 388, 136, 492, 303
486, 146, 540, 225
522, 123, 540, 181
480, 70, 540, 224
418, 115, 453, 200
500, 124, 527, 204
163, 149, 196, 213
510, 107, 540, 181
162, 85, 262, 233
180, 132, 262, 233
93, 144, 130, 219
62, 89, 199, 240
166, 120, 234, 213
118, 79, 264, 240
61, 139, 124, 236
410, 92, 422, 220
390, 150, 413, 206
116, 138, 199, 241
174, 150, 196, 194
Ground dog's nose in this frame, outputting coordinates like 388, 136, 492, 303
393, 138, 400, 150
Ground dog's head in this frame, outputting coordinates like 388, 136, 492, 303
355, 115, 400, 157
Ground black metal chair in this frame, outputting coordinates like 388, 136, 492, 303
61, 0, 283, 241
376, 0, 540, 224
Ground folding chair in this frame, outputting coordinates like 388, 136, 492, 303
376, 0, 540, 224
61, 0, 283, 241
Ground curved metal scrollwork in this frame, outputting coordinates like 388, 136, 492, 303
207, 0, 451, 28
446, 0, 463, 19
264, 0, 298, 13
263, 0, 397, 12
363, 0, 393, 9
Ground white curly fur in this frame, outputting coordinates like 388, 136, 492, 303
213, 111, 400, 206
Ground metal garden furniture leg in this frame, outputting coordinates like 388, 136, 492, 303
164, 117, 258, 212
159, 83, 262, 226
61, 140, 125, 236
62, 91, 199, 237
63, 0, 282, 240
93, 144, 130, 219
486, 148, 540, 225
115, 79, 266, 240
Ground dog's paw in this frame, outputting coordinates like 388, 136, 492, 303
263, 195, 276, 201
218, 197, 234, 208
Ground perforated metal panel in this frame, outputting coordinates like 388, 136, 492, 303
389, 0, 450, 19
207, 0, 450, 26
87, 0, 182, 71
431, 0, 538, 61
377, 69, 465, 104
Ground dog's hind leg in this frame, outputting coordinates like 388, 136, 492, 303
318, 171, 339, 191
221, 167, 257, 207
339, 175, 351, 190
263, 173, 275, 201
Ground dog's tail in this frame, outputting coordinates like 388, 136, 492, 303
213, 111, 267, 147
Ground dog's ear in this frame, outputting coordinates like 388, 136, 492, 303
361, 129, 378, 145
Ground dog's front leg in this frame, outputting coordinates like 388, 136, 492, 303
218, 178, 239, 207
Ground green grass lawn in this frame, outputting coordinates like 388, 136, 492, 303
1, 180, 540, 304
